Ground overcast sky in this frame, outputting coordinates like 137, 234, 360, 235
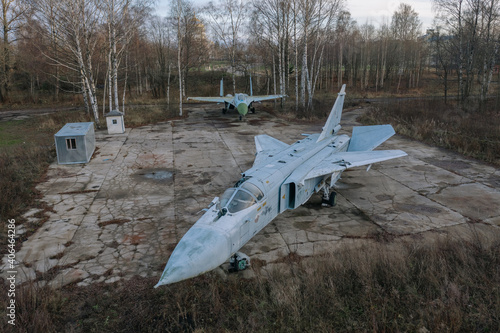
156, 0, 435, 32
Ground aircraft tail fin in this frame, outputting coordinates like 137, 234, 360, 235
220, 78, 224, 97
316, 84, 346, 142
250, 75, 253, 96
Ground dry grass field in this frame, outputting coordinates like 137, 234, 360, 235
2, 230, 499, 332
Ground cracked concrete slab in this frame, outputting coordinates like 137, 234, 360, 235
2, 105, 499, 287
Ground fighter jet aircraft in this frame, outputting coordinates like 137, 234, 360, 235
187, 77, 285, 120
155, 85, 407, 287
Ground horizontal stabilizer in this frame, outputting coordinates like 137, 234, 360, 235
253, 134, 289, 166
303, 150, 407, 181
348, 125, 396, 152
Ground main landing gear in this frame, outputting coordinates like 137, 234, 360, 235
321, 188, 337, 207
228, 252, 250, 273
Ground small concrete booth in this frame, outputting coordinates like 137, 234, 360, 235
54, 122, 95, 165
105, 109, 125, 134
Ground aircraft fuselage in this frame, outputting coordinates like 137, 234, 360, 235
156, 84, 406, 287
156, 132, 350, 285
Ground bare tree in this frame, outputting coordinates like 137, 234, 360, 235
431, 26, 454, 103
31, 0, 102, 125
390, 3, 422, 92
202, 0, 246, 94
177, 0, 182, 115
148, 15, 172, 99
1, 0, 27, 102
252, 0, 293, 103
178, 2, 209, 96
297, 0, 342, 110
101, 0, 151, 114
433, 0, 500, 105
477, 0, 500, 104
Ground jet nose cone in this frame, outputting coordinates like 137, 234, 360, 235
155, 226, 231, 287
236, 102, 248, 116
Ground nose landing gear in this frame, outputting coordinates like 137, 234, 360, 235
228, 252, 250, 272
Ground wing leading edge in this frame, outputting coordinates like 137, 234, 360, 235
187, 96, 233, 103
249, 95, 286, 103
302, 150, 407, 182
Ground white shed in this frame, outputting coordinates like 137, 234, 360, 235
105, 109, 125, 134
54, 122, 95, 165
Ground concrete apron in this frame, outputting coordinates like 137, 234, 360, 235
2, 105, 500, 288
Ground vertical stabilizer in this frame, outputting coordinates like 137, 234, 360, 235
220, 78, 224, 97
317, 84, 346, 142
250, 75, 253, 96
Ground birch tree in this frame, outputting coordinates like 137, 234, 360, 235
252, 0, 292, 102
202, 0, 246, 94
433, 0, 500, 104
177, 0, 182, 115
32, 0, 102, 125
1, 0, 27, 102
477, 0, 500, 104
390, 3, 422, 92
297, 0, 342, 110
101, 0, 151, 114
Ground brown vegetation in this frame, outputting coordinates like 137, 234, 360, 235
1, 229, 499, 332
359, 98, 500, 165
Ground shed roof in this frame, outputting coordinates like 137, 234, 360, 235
55, 122, 94, 137
105, 110, 124, 117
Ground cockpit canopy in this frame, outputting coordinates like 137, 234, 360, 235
237, 94, 246, 102
220, 181, 264, 214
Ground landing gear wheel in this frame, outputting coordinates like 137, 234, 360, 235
239, 115, 243, 121
222, 108, 227, 114
321, 190, 337, 207
250, 107, 256, 114
329, 192, 337, 207
237, 258, 247, 271
228, 252, 250, 273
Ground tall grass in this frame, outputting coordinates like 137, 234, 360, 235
1, 230, 499, 332
359, 99, 500, 165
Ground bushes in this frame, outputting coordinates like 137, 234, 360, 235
359, 99, 500, 165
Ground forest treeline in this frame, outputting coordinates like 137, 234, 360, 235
0, 0, 499, 124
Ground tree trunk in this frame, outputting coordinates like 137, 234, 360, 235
294, 0, 298, 111
167, 63, 171, 106
177, 0, 183, 116
122, 49, 128, 115
81, 74, 90, 115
